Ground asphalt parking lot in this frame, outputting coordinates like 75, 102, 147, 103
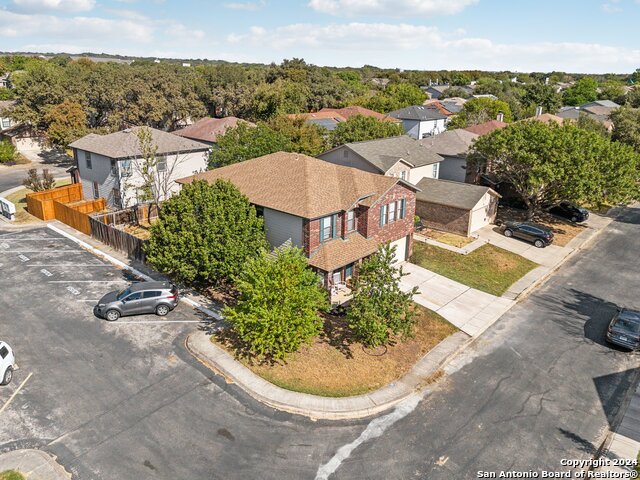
0, 226, 365, 480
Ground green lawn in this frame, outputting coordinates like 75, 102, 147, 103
5, 178, 71, 223
0, 471, 26, 480
411, 242, 538, 296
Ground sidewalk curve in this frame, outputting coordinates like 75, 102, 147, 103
0, 449, 70, 480
186, 329, 469, 420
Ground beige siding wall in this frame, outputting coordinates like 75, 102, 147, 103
409, 162, 440, 184
317, 147, 381, 174
468, 192, 497, 234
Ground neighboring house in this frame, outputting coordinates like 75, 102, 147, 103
172, 117, 255, 145
317, 136, 443, 185
424, 97, 467, 114
419, 129, 479, 183
177, 152, 418, 295
421, 84, 473, 99
526, 112, 565, 125
0, 73, 10, 89
415, 177, 500, 237
288, 106, 398, 131
0, 100, 16, 131
69, 127, 209, 208
464, 119, 507, 136
556, 100, 620, 131
388, 105, 450, 139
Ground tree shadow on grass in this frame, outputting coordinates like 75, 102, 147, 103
319, 311, 357, 360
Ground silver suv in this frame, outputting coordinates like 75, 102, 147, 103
94, 281, 179, 321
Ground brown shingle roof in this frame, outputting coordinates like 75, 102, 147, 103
177, 152, 410, 219
464, 120, 508, 136
69, 126, 210, 159
419, 129, 478, 157
308, 233, 379, 271
525, 113, 565, 125
172, 117, 254, 143
318, 106, 400, 123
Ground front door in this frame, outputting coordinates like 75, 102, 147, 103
121, 292, 145, 315
332, 271, 342, 285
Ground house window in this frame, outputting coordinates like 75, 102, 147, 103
120, 160, 132, 177
432, 163, 439, 178
345, 263, 354, 279
110, 159, 117, 176
398, 199, 406, 219
347, 209, 356, 231
388, 202, 397, 223
320, 215, 336, 242
157, 155, 167, 172
85, 151, 92, 170
343, 150, 349, 158
332, 271, 342, 285
400, 171, 407, 180
1, 118, 10, 129
92, 181, 99, 199
380, 204, 388, 226
112, 188, 121, 207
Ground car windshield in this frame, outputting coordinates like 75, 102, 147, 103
117, 288, 131, 301
615, 315, 640, 334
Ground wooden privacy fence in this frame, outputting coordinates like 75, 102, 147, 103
53, 199, 106, 235
26, 183, 84, 221
93, 203, 158, 227
89, 215, 148, 262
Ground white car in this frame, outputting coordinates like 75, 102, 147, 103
0, 341, 16, 385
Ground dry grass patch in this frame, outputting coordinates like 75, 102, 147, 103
497, 207, 586, 247
411, 242, 538, 296
213, 303, 457, 397
123, 221, 153, 240
420, 228, 474, 248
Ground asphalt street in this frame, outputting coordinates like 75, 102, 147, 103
0, 206, 639, 479
0, 150, 72, 194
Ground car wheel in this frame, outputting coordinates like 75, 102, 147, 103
534, 239, 545, 248
504, 229, 513, 238
156, 305, 170, 316
570, 216, 578, 222
1, 366, 13, 385
105, 309, 120, 322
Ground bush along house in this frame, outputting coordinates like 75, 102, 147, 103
177, 152, 418, 305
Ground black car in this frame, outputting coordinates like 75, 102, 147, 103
501, 221, 554, 248
607, 308, 640, 350
547, 201, 589, 223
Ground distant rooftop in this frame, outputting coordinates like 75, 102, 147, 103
388, 105, 450, 122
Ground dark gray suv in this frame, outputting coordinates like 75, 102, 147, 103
94, 281, 179, 321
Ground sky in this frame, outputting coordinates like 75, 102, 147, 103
0, 0, 639, 73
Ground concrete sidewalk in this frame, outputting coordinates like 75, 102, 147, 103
187, 329, 469, 420
400, 262, 514, 337
595, 380, 640, 475
0, 450, 69, 480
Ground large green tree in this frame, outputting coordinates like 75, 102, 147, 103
224, 246, 329, 360
449, 97, 513, 128
330, 114, 403, 147
470, 121, 640, 218
209, 122, 290, 168
145, 179, 268, 286
562, 77, 598, 106
521, 83, 562, 114
611, 107, 640, 152
365, 83, 427, 113
44, 100, 87, 148
269, 115, 330, 156
348, 243, 418, 348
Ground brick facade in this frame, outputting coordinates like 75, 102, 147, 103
365, 183, 416, 257
416, 200, 470, 236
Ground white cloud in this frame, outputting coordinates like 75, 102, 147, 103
227, 22, 640, 73
602, 0, 622, 12
308, 0, 478, 17
9, 0, 96, 13
224, 0, 266, 11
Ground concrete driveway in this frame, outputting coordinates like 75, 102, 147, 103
400, 262, 513, 336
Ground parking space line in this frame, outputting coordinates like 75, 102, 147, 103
111, 320, 202, 324
22, 264, 108, 267
0, 372, 33, 415
6, 250, 84, 253
48, 280, 129, 283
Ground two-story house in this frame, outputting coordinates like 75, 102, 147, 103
176, 152, 418, 297
69, 127, 210, 208
388, 105, 450, 139
317, 136, 443, 185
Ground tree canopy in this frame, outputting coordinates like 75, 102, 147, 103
44, 100, 87, 148
209, 122, 290, 168
611, 107, 640, 153
449, 97, 513, 128
224, 246, 329, 360
562, 77, 598, 106
470, 121, 640, 217
330, 115, 404, 147
145, 179, 268, 286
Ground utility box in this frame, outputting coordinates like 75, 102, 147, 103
0, 197, 16, 221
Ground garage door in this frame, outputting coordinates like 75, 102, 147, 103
390, 236, 408, 264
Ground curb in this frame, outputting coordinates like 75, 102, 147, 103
186, 330, 471, 421
512, 218, 612, 302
